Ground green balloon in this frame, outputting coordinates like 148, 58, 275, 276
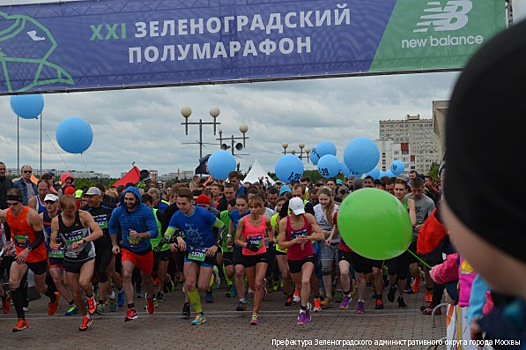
338, 188, 412, 260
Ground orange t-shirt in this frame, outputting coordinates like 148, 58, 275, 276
6, 206, 47, 263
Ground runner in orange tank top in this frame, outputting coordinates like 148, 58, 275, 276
0, 188, 60, 332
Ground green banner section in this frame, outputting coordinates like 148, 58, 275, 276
370, 0, 507, 72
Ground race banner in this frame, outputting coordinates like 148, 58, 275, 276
0, 0, 506, 94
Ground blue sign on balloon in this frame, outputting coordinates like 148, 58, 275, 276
317, 154, 340, 179
275, 154, 304, 183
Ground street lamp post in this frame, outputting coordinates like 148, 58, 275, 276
181, 107, 221, 160
282, 142, 310, 163
218, 123, 249, 156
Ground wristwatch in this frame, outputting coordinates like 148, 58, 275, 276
82, 238, 87, 244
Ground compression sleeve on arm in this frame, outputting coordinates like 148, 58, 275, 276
28, 230, 45, 251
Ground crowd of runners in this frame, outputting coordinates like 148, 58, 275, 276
0, 163, 445, 332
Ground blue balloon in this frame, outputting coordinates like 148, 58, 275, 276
208, 150, 236, 180
365, 167, 380, 180
56, 117, 93, 154
317, 154, 340, 179
378, 170, 387, 179
343, 137, 380, 174
10, 94, 44, 119
341, 161, 351, 177
309, 141, 337, 165
386, 170, 395, 178
275, 154, 304, 183
390, 160, 405, 175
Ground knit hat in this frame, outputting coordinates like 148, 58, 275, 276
444, 19, 526, 263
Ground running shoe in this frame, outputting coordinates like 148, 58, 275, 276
420, 303, 433, 311
411, 273, 421, 293
230, 285, 237, 298
425, 290, 433, 303
205, 292, 214, 303
117, 290, 125, 307
135, 290, 143, 299
125, 308, 138, 321
304, 309, 312, 323
79, 316, 93, 331
107, 298, 117, 312
156, 291, 165, 302
95, 302, 105, 314
236, 300, 247, 311
48, 292, 60, 316
145, 293, 155, 314
143, 298, 159, 310
182, 302, 191, 318
12, 318, 29, 332
375, 298, 384, 310
387, 285, 397, 302
421, 306, 441, 315
86, 296, 96, 315
285, 296, 293, 306
244, 296, 250, 304
356, 300, 365, 314
350, 285, 357, 297
292, 288, 300, 303
313, 298, 322, 312
273, 278, 279, 291
250, 312, 259, 325
334, 290, 344, 303
164, 275, 175, 293
65, 304, 79, 316
340, 295, 352, 309
398, 296, 407, 308
191, 312, 206, 325
2, 291, 11, 314
224, 286, 232, 297
23, 306, 29, 312
297, 311, 307, 325
320, 296, 332, 306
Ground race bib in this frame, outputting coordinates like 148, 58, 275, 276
48, 250, 65, 259
127, 237, 141, 248
188, 246, 207, 262
14, 234, 30, 247
64, 229, 83, 245
246, 235, 262, 248
291, 229, 308, 240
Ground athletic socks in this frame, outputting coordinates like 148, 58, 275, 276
188, 289, 202, 314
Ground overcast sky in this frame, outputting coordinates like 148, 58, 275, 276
2, 0, 524, 178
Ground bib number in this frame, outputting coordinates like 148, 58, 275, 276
246, 235, 262, 248
188, 246, 207, 262
14, 234, 30, 247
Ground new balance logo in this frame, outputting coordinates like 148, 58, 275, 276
414, 1, 472, 33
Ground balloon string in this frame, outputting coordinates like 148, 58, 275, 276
407, 249, 432, 270
80, 153, 88, 171
42, 127, 71, 172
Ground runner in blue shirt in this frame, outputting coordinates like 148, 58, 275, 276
164, 188, 225, 325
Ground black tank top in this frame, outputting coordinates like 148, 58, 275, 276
58, 211, 95, 261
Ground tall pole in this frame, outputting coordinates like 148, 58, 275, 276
199, 119, 203, 160
40, 112, 43, 176
17, 116, 20, 175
